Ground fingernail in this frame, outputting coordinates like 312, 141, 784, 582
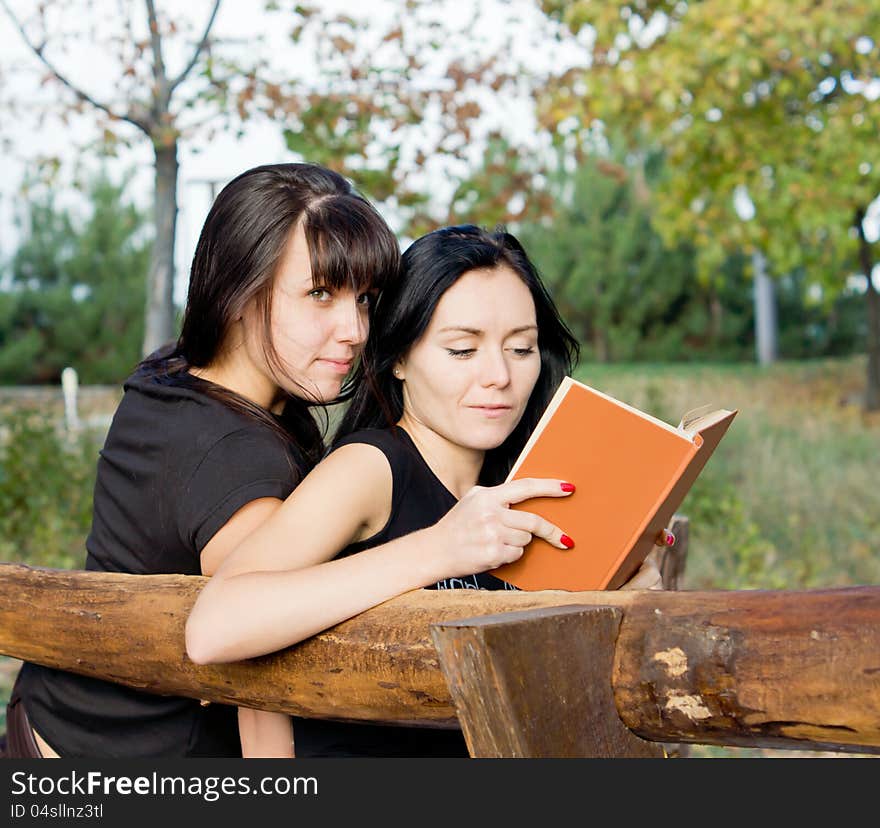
560, 534, 575, 549
560, 482, 575, 493
665, 531, 675, 546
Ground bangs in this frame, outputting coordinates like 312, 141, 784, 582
304, 196, 400, 294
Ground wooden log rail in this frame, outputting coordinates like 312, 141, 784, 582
1, 561, 879, 757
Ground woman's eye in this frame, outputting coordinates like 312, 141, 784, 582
356, 292, 373, 307
510, 347, 536, 357
309, 288, 332, 302
446, 348, 475, 358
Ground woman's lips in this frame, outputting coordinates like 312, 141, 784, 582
468, 405, 513, 419
318, 358, 353, 374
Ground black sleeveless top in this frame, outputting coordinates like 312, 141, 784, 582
291, 426, 517, 757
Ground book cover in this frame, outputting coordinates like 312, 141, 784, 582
490, 376, 737, 591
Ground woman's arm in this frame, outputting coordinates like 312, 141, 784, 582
237, 708, 294, 758
194, 474, 322, 759
185, 446, 574, 665
199, 497, 284, 576
192, 442, 395, 756
186, 442, 401, 662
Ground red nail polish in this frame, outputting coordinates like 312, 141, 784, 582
665, 532, 675, 546
560, 482, 575, 493
560, 534, 574, 549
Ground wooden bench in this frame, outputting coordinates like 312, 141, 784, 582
1, 515, 879, 757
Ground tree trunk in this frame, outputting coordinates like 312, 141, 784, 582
866, 280, 880, 411
856, 208, 880, 411
752, 250, 778, 365
593, 326, 611, 362
709, 291, 723, 344
142, 142, 180, 358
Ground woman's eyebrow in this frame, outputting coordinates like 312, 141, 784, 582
437, 325, 538, 335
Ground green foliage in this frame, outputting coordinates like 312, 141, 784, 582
437, 134, 555, 234
518, 151, 702, 362
0, 172, 150, 384
516, 150, 866, 363
540, 1, 879, 411
775, 271, 867, 359
541, 0, 880, 291
0, 412, 99, 569
680, 456, 794, 590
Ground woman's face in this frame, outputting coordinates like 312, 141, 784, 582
243, 221, 373, 405
397, 264, 540, 452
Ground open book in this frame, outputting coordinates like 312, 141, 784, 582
490, 376, 737, 591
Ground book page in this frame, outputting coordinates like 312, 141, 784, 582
679, 404, 734, 434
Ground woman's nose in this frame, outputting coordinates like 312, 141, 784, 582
337, 295, 368, 344
479, 349, 511, 388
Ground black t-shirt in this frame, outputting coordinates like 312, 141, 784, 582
16, 370, 302, 758
291, 426, 517, 758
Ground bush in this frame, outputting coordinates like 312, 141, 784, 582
0, 171, 150, 385
0, 412, 99, 569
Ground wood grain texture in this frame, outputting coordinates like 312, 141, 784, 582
1, 562, 879, 754
613, 586, 880, 754
431, 605, 664, 757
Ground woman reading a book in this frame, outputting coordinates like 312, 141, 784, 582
186, 224, 665, 757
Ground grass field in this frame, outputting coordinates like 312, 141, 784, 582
2, 356, 878, 757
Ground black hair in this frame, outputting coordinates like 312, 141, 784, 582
139, 162, 400, 475
335, 223, 579, 484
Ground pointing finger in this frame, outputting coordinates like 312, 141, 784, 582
496, 477, 576, 506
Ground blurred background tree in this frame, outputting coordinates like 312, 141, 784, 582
0, 172, 148, 384
538, 0, 880, 408
519, 146, 702, 362
278, 3, 564, 239
0, 0, 227, 357
444, 121, 868, 365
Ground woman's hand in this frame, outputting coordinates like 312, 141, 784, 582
618, 528, 675, 591
427, 478, 575, 579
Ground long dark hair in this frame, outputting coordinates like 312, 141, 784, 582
336, 224, 579, 484
140, 162, 400, 474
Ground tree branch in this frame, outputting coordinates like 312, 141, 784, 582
0, 0, 150, 133
144, 0, 169, 107
169, 0, 221, 95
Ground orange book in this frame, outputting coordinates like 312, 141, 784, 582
490, 376, 737, 591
